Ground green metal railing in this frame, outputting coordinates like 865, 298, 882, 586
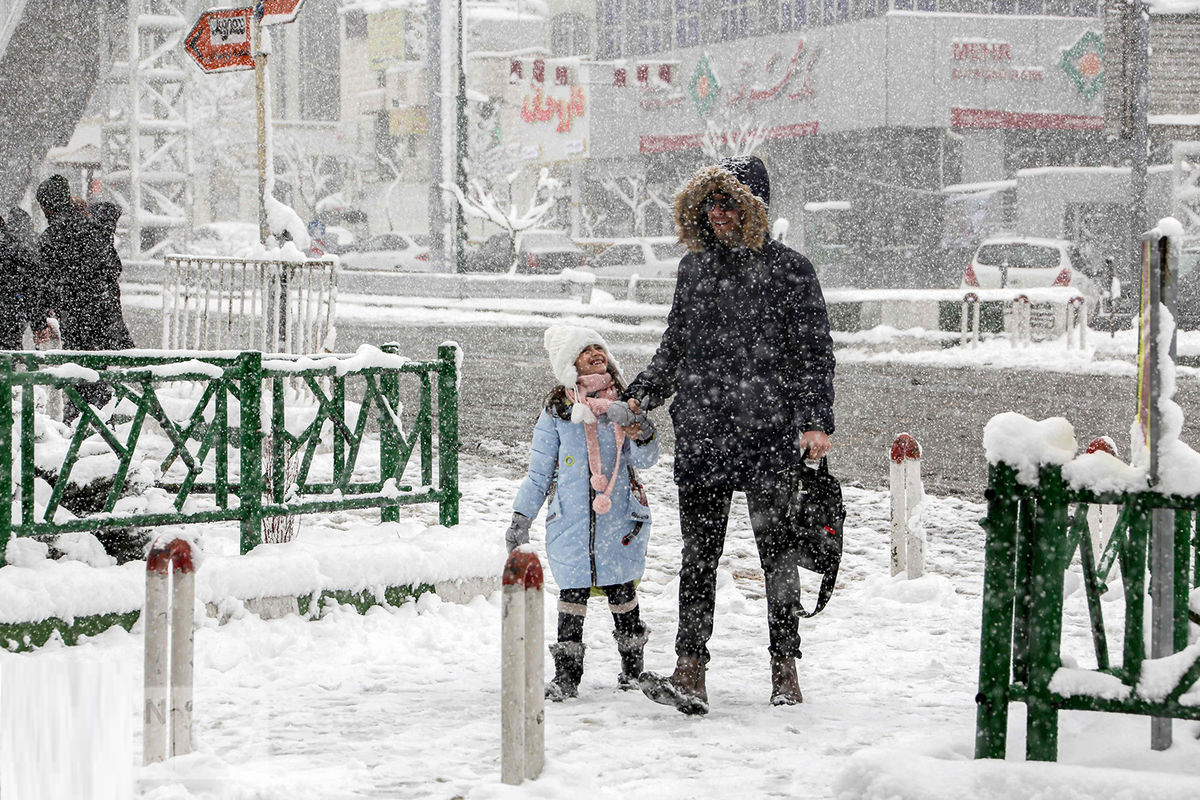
975, 462, 1200, 762
0, 344, 459, 565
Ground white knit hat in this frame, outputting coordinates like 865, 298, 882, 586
543, 325, 621, 387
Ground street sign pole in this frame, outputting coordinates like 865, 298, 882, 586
254, 14, 270, 245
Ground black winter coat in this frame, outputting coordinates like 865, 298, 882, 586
0, 215, 45, 349
625, 159, 835, 488
38, 209, 134, 351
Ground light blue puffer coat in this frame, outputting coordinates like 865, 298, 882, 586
513, 407, 659, 590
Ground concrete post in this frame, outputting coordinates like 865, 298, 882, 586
889, 433, 925, 579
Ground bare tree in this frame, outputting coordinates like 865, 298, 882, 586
444, 167, 561, 272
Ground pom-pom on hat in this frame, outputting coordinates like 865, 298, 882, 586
543, 325, 621, 387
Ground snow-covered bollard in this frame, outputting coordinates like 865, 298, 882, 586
1084, 437, 1119, 562
889, 433, 925, 579
961, 293, 980, 348
144, 538, 195, 765
1067, 296, 1087, 351
1011, 294, 1032, 348
501, 547, 544, 785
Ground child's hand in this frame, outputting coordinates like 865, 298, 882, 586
505, 512, 532, 553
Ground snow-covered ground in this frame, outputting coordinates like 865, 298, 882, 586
6, 287, 1199, 797
4, 444, 1200, 799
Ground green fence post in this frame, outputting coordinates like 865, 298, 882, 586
975, 463, 1020, 760
379, 343, 401, 524
1025, 466, 1069, 762
271, 375, 285, 503
1122, 500, 1150, 684
239, 351, 264, 554
437, 344, 459, 527
1174, 510, 1191, 653
1011, 498, 1035, 687
0, 356, 13, 566
19, 367, 33, 528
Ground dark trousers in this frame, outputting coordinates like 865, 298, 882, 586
675, 478, 802, 664
557, 581, 644, 643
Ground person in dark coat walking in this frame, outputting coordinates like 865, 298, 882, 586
0, 208, 46, 349
34, 175, 135, 416
624, 155, 835, 715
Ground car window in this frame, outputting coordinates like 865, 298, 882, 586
1068, 247, 1089, 274
975, 244, 1061, 269
651, 242, 686, 261
593, 244, 643, 267
374, 234, 410, 250
412, 234, 431, 248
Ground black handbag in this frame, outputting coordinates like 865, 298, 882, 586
784, 456, 846, 617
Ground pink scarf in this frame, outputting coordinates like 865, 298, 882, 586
570, 372, 625, 514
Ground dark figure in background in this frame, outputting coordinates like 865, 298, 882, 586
624, 156, 836, 715
34, 175, 135, 417
0, 208, 45, 349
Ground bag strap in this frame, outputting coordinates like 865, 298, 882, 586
796, 564, 838, 617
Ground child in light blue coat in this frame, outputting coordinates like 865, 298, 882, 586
507, 325, 659, 700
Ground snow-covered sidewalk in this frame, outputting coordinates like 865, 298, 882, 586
3, 445, 1200, 799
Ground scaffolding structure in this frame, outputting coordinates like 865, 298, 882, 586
101, 0, 194, 260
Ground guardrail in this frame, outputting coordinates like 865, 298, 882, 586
975, 461, 1199, 762
0, 344, 459, 565
161, 255, 337, 354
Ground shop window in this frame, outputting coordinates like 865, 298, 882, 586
1071, 0, 1098, 14
991, 0, 1016, 12
1017, 0, 1044, 12
917, 0, 936, 9
781, 0, 807, 28
634, 0, 669, 54
597, 0, 625, 58
893, 0, 913, 8
719, 0, 750, 40
1045, 0, 1072, 14
552, 13, 592, 56
676, 0, 700, 46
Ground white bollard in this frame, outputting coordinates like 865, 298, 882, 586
889, 433, 926, 579
144, 538, 196, 765
501, 548, 545, 785
1067, 297, 1088, 351
1011, 294, 1031, 348
1084, 437, 1120, 562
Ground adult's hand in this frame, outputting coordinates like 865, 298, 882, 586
32, 326, 54, 346
626, 398, 641, 414
505, 512, 532, 553
798, 430, 831, 460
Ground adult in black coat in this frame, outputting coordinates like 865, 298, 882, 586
35, 175, 135, 418
625, 156, 836, 715
0, 208, 46, 349
34, 176, 134, 352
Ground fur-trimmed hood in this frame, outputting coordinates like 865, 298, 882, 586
673, 156, 771, 253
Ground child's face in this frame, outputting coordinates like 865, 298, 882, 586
575, 344, 608, 376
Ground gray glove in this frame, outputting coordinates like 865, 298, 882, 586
604, 401, 641, 427
505, 512, 532, 553
633, 417, 657, 443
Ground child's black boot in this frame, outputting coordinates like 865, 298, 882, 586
545, 641, 585, 701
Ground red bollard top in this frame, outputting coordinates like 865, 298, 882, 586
962, 292, 979, 304
1085, 437, 1117, 457
1013, 294, 1029, 305
890, 433, 921, 464
502, 549, 544, 590
147, 538, 195, 575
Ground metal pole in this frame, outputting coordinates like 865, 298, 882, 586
455, 0, 468, 274
427, 0, 445, 271
254, 16, 270, 245
1129, 0, 1149, 300
1150, 233, 1176, 751
128, 7, 142, 259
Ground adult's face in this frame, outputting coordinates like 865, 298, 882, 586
705, 193, 742, 244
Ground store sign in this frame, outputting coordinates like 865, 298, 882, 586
950, 38, 1043, 82
689, 54, 719, 117
1059, 30, 1104, 101
368, 9, 405, 70
725, 41, 820, 109
510, 79, 589, 162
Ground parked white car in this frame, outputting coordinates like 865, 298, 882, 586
961, 235, 1098, 302
339, 232, 431, 271
587, 237, 687, 278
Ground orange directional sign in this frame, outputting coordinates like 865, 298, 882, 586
185, 7, 254, 73
256, 0, 304, 25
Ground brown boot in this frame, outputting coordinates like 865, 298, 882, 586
639, 655, 708, 715
770, 655, 803, 706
